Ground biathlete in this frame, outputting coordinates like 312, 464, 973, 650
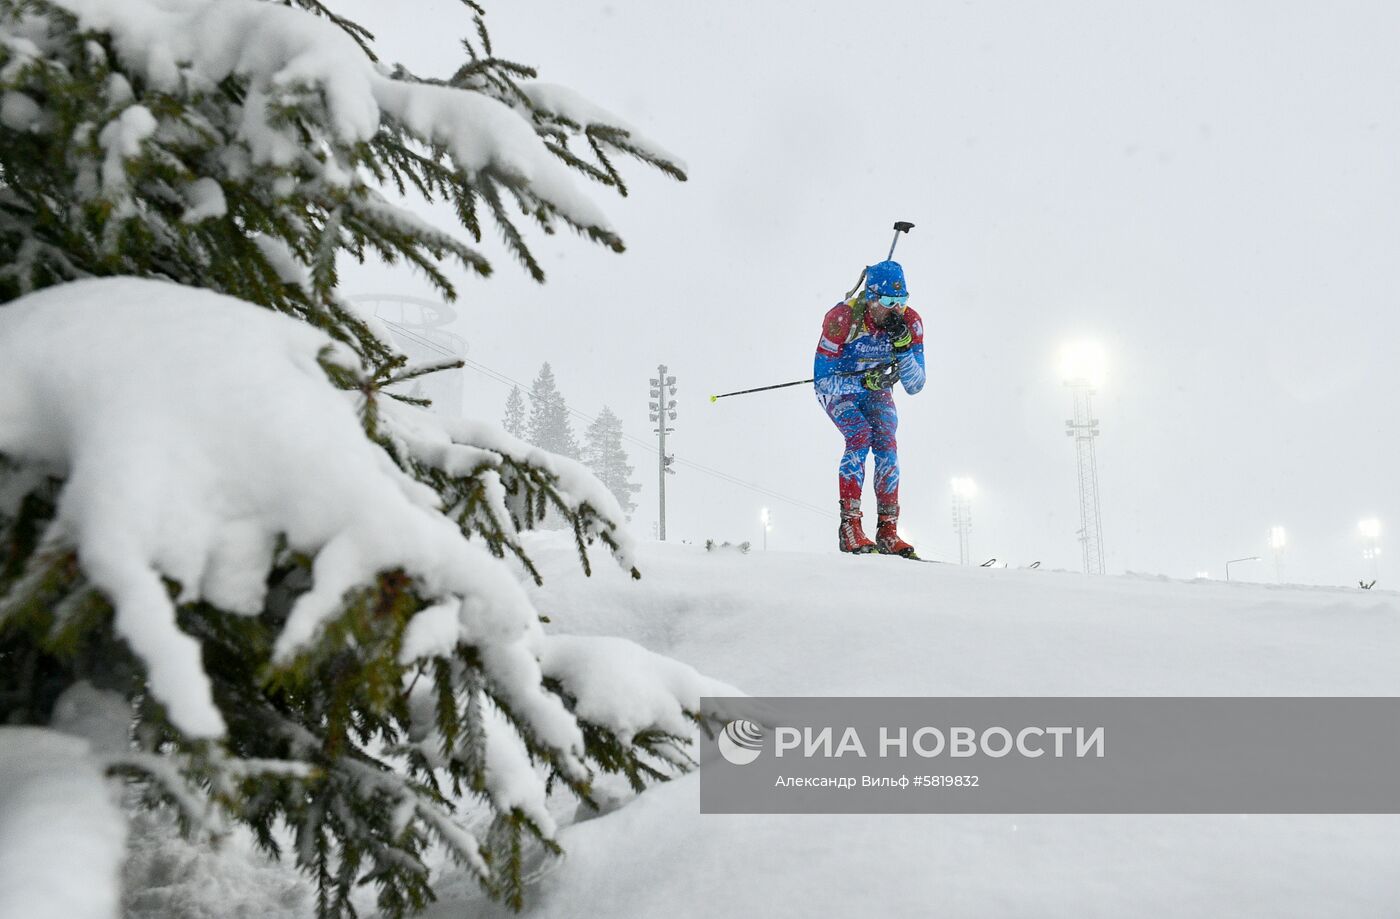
813, 259, 926, 556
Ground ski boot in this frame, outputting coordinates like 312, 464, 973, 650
875, 504, 917, 558
838, 498, 879, 554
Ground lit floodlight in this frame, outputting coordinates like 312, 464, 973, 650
1269, 526, 1286, 550
1359, 518, 1381, 541
760, 507, 771, 529
1060, 340, 1107, 387
1196, 571, 1210, 579
951, 477, 977, 499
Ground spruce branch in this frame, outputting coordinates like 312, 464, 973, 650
0, 2, 693, 915
286, 0, 379, 61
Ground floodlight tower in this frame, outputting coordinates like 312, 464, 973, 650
1061, 342, 1106, 575
951, 477, 976, 565
1269, 526, 1286, 582
1359, 518, 1381, 581
760, 507, 772, 551
649, 365, 677, 540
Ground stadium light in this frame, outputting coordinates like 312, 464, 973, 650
1269, 525, 1287, 583
1060, 340, 1107, 388
1359, 518, 1381, 579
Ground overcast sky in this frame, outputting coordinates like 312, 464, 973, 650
337, 0, 1399, 586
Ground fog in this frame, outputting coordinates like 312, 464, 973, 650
337, 0, 1399, 585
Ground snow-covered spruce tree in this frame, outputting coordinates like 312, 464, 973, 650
583, 406, 640, 519
525, 362, 581, 459
0, 2, 733, 917
502, 385, 527, 439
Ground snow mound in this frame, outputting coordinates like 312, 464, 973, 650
0, 728, 125, 919
425, 539, 1400, 918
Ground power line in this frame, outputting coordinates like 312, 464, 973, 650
457, 355, 835, 520
381, 320, 458, 360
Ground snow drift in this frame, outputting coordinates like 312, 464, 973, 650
449, 538, 1400, 919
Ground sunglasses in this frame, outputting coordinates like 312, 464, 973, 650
876, 295, 908, 308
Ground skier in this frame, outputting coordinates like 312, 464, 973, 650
813, 260, 926, 556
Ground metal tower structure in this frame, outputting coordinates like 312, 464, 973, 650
1064, 374, 1105, 575
649, 365, 677, 540
951, 477, 975, 566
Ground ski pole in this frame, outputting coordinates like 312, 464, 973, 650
709, 364, 896, 402
709, 378, 813, 402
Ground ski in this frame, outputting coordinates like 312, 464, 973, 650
899, 556, 997, 566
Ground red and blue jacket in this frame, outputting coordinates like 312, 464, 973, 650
813, 299, 927, 397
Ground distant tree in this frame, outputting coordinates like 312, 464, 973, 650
502, 385, 526, 438
526, 363, 581, 460
583, 406, 640, 519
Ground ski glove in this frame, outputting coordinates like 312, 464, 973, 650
880, 312, 914, 353
862, 362, 900, 391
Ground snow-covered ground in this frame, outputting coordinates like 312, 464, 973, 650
428, 536, 1400, 918
125, 536, 1400, 917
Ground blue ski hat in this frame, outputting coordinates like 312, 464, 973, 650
863, 260, 908, 301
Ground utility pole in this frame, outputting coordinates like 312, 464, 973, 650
649, 365, 677, 540
1062, 344, 1106, 575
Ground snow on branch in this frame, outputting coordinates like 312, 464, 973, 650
17, 0, 677, 288
371, 77, 611, 233
520, 82, 688, 195
380, 401, 640, 583
540, 634, 742, 742
0, 277, 573, 745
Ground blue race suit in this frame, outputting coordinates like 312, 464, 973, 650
813, 301, 926, 504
